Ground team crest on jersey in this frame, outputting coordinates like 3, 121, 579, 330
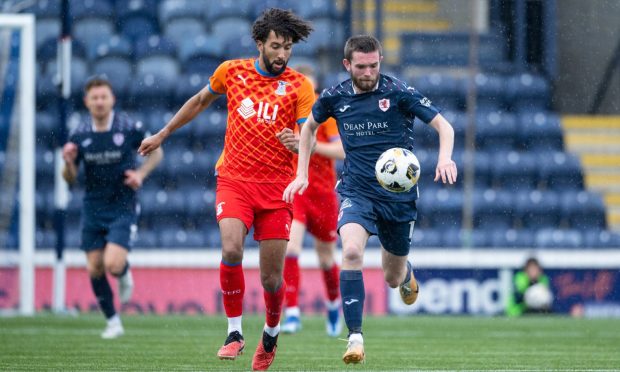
275, 81, 289, 96
113, 133, 124, 146
237, 97, 257, 119
420, 97, 432, 107
378, 98, 390, 112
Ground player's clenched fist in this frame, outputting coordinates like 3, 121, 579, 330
62, 142, 78, 163
283, 176, 309, 203
138, 133, 164, 156
276, 128, 299, 153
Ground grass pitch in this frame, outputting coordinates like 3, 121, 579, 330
1, 314, 619, 371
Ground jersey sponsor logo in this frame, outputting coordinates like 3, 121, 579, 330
338, 105, 351, 112
237, 74, 248, 86
113, 133, 125, 146
81, 138, 92, 148
237, 98, 257, 119
275, 80, 289, 96
256, 101, 279, 124
378, 98, 390, 112
420, 97, 432, 107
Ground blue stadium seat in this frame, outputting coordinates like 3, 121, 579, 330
411, 73, 465, 112
119, 13, 159, 41
184, 188, 215, 219
474, 73, 507, 111
584, 230, 620, 248
88, 35, 133, 61
321, 71, 350, 89
158, 0, 209, 24
36, 110, 59, 147
44, 56, 90, 98
417, 188, 462, 229
475, 111, 518, 151
160, 228, 205, 248
411, 228, 443, 248
472, 189, 515, 229
134, 230, 159, 248
163, 18, 207, 47
297, 0, 340, 19
490, 151, 539, 190
514, 190, 561, 229
535, 228, 583, 249
204, 225, 222, 248
490, 228, 536, 248
36, 228, 56, 249
251, 0, 299, 18
22, 0, 61, 17
116, 0, 159, 20
178, 37, 224, 74
506, 73, 550, 111
560, 190, 607, 230
73, 18, 116, 48
140, 189, 184, 226
92, 56, 133, 98
174, 73, 209, 105
517, 111, 564, 151
130, 55, 180, 108
71, 1, 114, 20
206, 0, 253, 21
35, 18, 60, 49
193, 111, 228, 148
213, 18, 254, 58
537, 151, 584, 190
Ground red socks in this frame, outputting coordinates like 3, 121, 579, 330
220, 261, 245, 317
283, 256, 300, 307
323, 263, 340, 302
264, 281, 286, 327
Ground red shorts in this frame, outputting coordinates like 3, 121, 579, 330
292, 189, 338, 242
215, 177, 293, 241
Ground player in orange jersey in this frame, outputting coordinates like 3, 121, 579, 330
138, 8, 313, 371
276, 65, 345, 337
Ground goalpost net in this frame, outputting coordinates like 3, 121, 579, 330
0, 13, 36, 316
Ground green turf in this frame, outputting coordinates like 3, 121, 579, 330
1, 314, 619, 371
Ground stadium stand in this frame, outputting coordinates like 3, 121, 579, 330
17, 0, 615, 251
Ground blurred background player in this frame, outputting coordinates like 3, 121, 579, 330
284, 35, 457, 364
62, 77, 163, 339
276, 65, 345, 337
507, 257, 553, 316
138, 8, 313, 371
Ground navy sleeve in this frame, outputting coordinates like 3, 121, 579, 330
68, 130, 82, 165
399, 86, 441, 124
311, 90, 333, 124
132, 120, 148, 149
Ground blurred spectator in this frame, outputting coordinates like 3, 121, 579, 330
507, 257, 553, 316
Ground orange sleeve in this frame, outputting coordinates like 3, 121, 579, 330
323, 117, 339, 141
295, 77, 315, 124
208, 61, 230, 95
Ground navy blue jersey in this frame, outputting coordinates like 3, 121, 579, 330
312, 74, 441, 202
68, 112, 147, 210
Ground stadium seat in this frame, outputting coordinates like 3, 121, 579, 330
442, 228, 492, 248
22, 0, 61, 18
472, 189, 515, 229
130, 55, 180, 108
35, 110, 58, 148
88, 35, 133, 61
92, 56, 133, 98
174, 73, 209, 106
411, 73, 465, 112
412, 228, 443, 248
251, 0, 299, 18
537, 151, 584, 190
206, 0, 253, 21
163, 18, 207, 48
178, 36, 224, 74
417, 188, 462, 229
535, 228, 583, 249
560, 190, 607, 230
490, 228, 536, 248
134, 230, 160, 248
116, 0, 159, 20
71, 1, 114, 21
514, 190, 562, 229
158, 0, 209, 24
160, 228, 205, 248
584, 230, 620, 248
119, 13, 159, 41
490, 151, 539, 190
36, 228, 56, 249
475, 111, 518, 151
35, 18, 60, 49
73, 18, 116, 49
506, 73, 551, 111
297, 0, 340, 19
204, 225, 222, 248
517, 111, 564, 151
474, 73, 507, 111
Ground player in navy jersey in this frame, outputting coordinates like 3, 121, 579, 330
62, 78, 163, 339
283, 35, 457, 364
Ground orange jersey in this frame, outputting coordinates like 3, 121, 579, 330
209, 59, 315, 183
293, 117, 340, 194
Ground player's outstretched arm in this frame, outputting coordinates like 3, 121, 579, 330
124, 147, 164, 190
283, 113, 321, 202
138, 85, 219, 156
315, 139, 345, 160
429, 113, 457, 184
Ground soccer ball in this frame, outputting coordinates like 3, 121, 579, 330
524, 283, 553, 309
375, 147, 421, 193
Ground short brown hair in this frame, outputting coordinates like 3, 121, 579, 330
84, 77, 113, 94
344, 35, 383, 61
252, 8, 313, 44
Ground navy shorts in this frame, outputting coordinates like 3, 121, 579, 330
80, 208, 137, 252
337, 191, 417, 256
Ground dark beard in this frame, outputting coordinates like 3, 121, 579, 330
263, 54, 287, 75
351, 74, 379, 93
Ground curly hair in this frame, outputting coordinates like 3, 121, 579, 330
252, 8, 313, 44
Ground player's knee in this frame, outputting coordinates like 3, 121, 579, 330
341, 246, 363, 266
88, 264, 105, 278
104, 260, 125, 276
221, 244, 243, 264
260, 273, 282, 292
